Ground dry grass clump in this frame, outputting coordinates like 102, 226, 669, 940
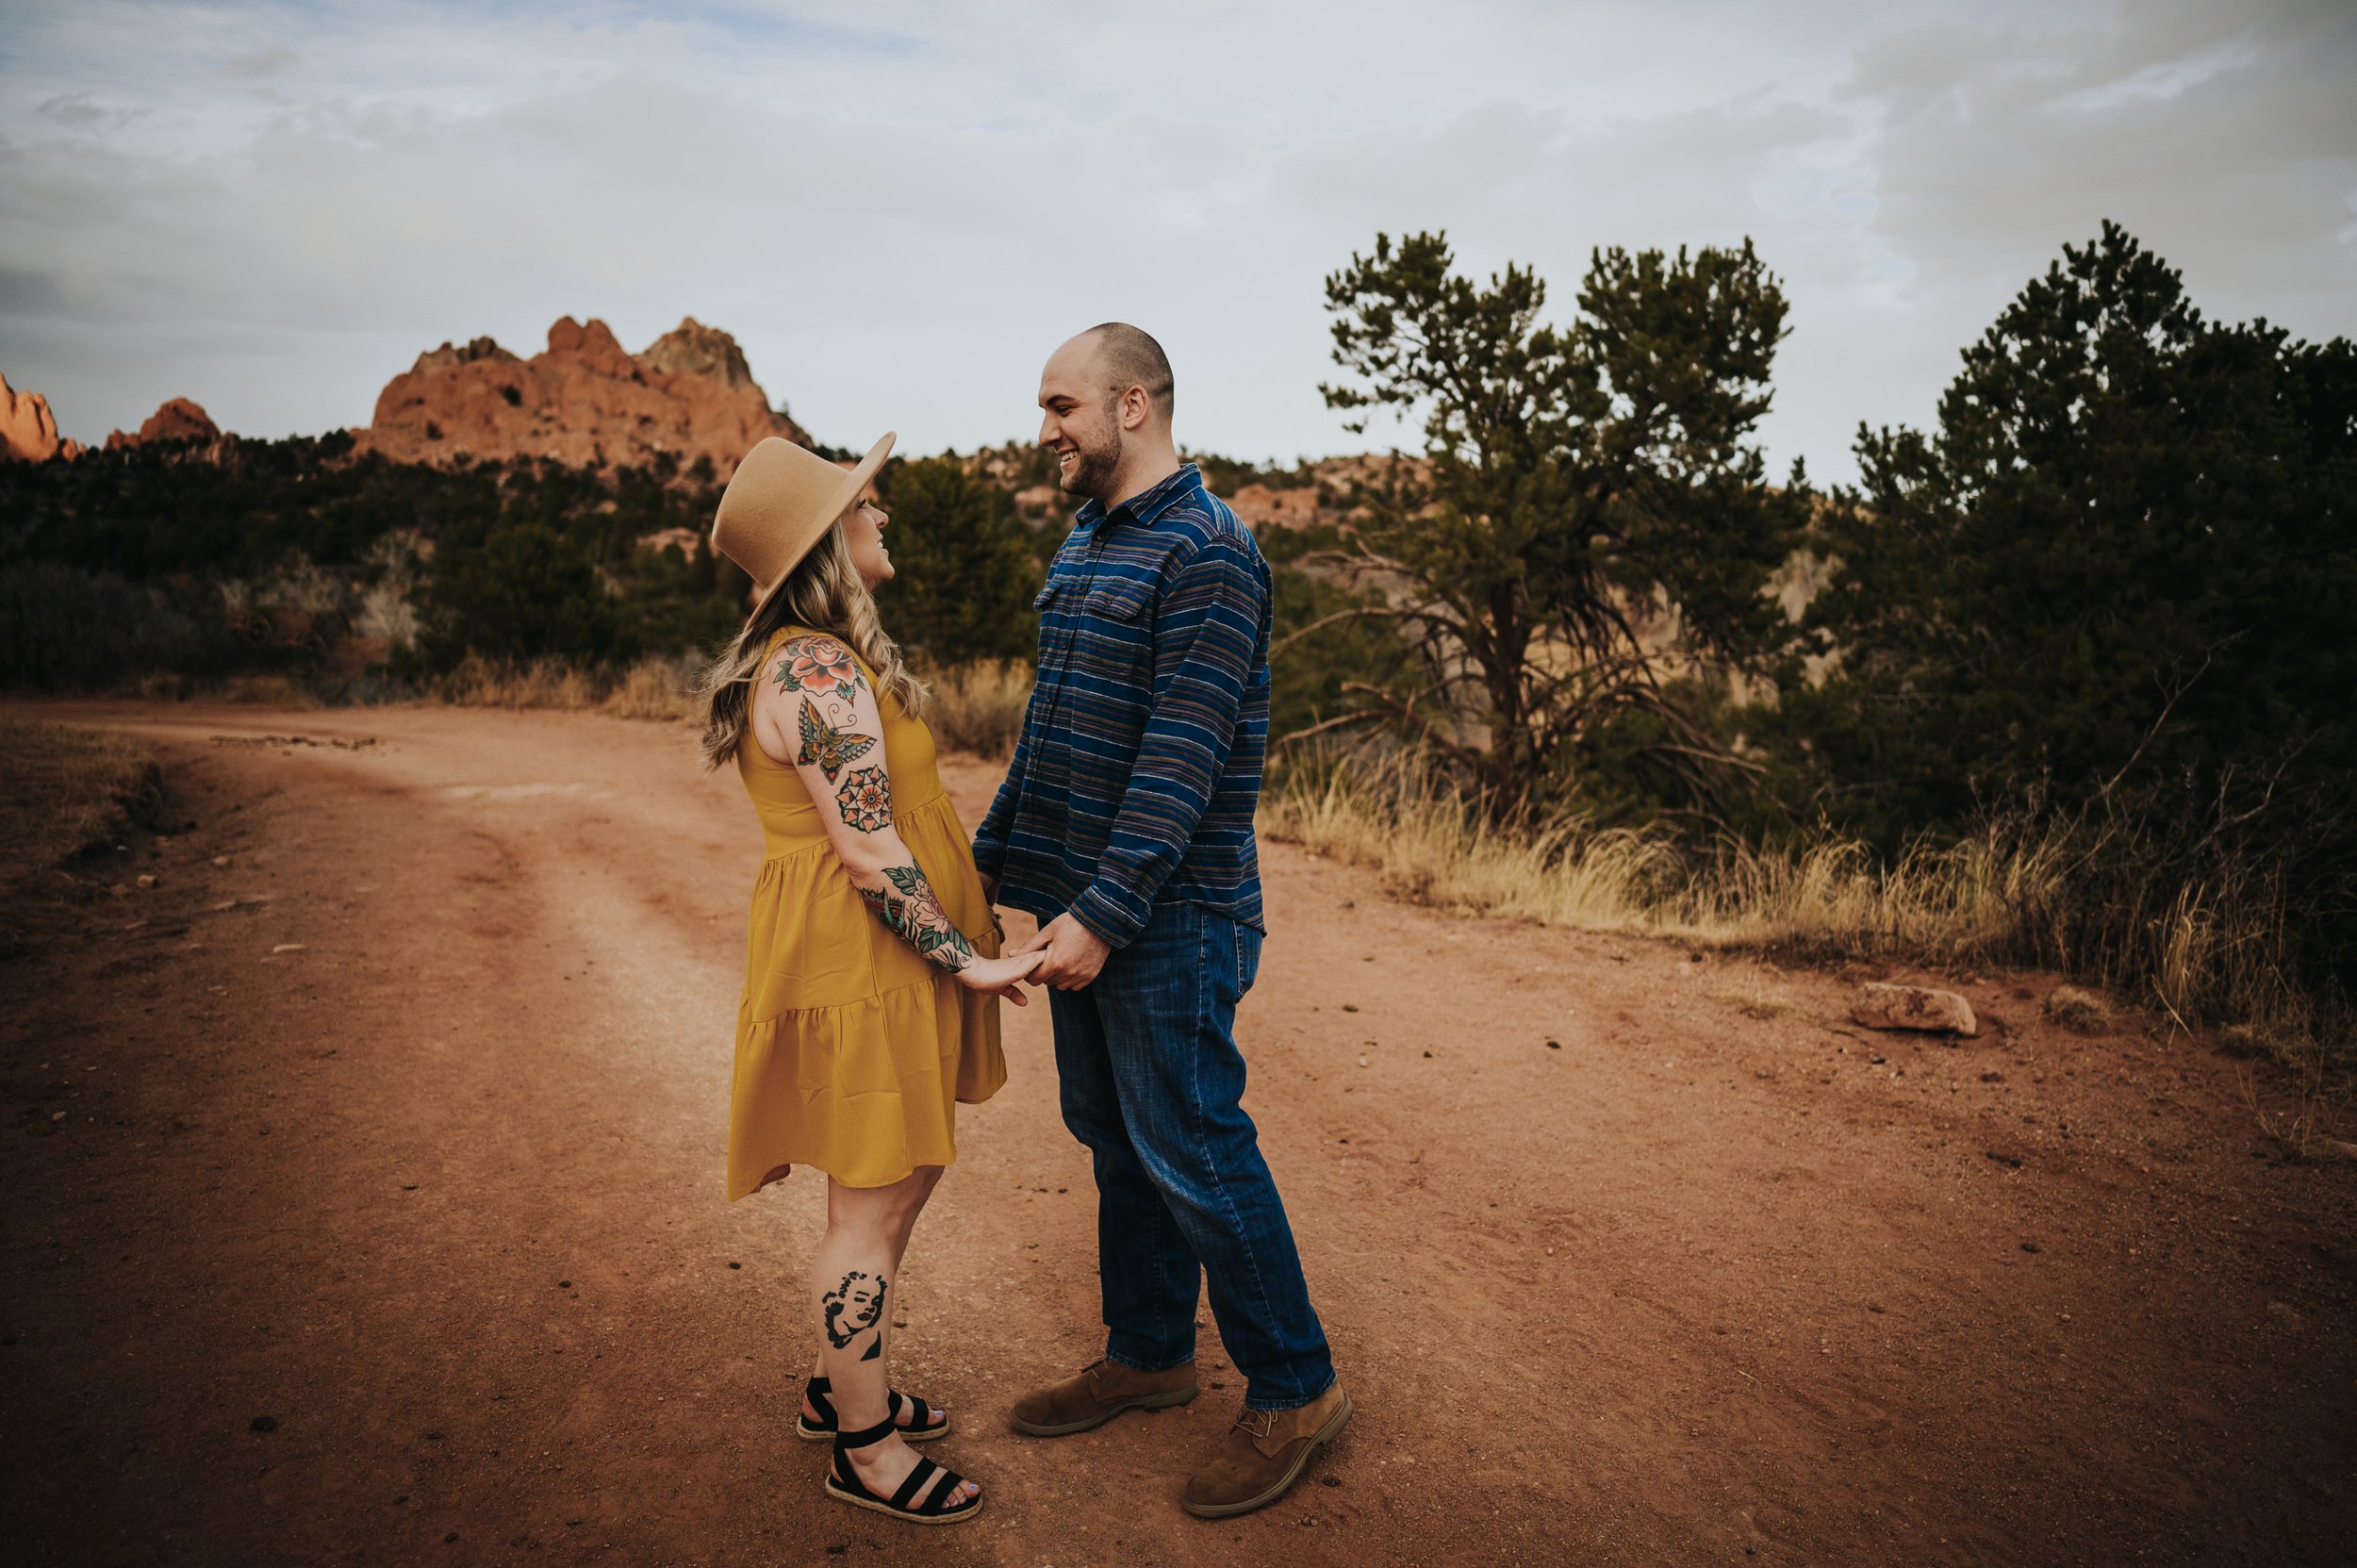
1268, 757, 1673, 930
2044, 985, 2110, 1033
604, 657, 699, 721
1679, 828, 2076, 966
436, 654, 698, 721
919, 660, 1033, 758
434, 653, 1030, 741
1262, 747, 2344, 1076
434, 653, 1028, 739
1261, 751, 2075, 960
124, 671, 323, 706
0, 718, 158, 884
437, 654, 601, 711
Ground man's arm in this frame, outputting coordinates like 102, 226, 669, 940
1062, 532, 1263, 949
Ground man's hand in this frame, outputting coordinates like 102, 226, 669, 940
1015, 912, 1112, 990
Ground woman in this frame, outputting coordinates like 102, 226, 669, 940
700, 432, 1037, 1526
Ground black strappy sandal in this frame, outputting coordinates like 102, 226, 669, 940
824, 1411, 982, 1526
796, 1376, 949, 1443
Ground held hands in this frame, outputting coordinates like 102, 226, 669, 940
956, 949, 1044, 1005
1015, 913, 1112, 991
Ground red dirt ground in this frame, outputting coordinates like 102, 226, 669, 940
3, 701, 2351, 1567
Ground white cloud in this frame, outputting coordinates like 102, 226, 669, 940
0, 0, 2348, 478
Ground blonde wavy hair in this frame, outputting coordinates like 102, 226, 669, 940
696, 511, 926, 770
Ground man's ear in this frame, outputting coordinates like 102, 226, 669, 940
1119, 385, 1151, 432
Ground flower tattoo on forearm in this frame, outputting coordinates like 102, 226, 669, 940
856, 862, 976, 973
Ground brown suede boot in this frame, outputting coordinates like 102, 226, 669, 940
1008, 1357, 1199, 1437
1179, 1383, 1352, 1519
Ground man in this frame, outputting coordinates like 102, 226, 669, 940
973, 323, 1349, 1519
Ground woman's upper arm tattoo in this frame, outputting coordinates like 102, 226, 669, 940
834, 764, 893, 834
796, 700, 876, 782
776, 635, 883, 798
772, 635, 865, 702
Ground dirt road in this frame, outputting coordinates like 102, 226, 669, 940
4, 701, 2351, 1566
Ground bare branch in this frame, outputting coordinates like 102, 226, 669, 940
1270, 605, 1404, 660
1271, 710, 1387, 749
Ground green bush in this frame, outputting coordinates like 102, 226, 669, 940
0, 563, 242, 692
1790, 222, 2357, 1000
873, 454, 1044, 664
420, 520, 641, 667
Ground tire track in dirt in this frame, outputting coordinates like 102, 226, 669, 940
5, 701, 2351, 1567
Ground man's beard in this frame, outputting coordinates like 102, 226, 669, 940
1057, 433, 1122, 500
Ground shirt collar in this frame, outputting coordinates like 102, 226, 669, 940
1075, 462, 1204, 532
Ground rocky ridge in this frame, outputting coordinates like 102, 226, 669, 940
1, 371, 81, 462
354, 316, 806, 476
107, 397, 222, 451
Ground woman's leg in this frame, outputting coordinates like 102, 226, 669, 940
809, 1167, 974, 1508
803, 1165, 946, 1424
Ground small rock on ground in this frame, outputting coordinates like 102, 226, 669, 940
1851, 982, 1977, 1036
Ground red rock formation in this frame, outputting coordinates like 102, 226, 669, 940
2, 371, 78, 462
106, 397, 222, 451
354, 316, 805, 477
1227, 481, 1324, 532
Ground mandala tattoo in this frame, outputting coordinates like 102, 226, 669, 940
796, 699, 876, 782
855, 863, 976, 973
773, 635, 863, 701
834, 765, 893, 834
822, 1270, 888, 1351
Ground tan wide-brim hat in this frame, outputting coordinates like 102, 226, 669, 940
710, 431, 896, 615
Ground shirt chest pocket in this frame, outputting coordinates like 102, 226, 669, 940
1080, 578, 1156, 678
1084, 578, 1154, 624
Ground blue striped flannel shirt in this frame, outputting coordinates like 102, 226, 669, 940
972, 463, 1271, 949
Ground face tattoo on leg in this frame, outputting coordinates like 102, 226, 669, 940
822, 1269, 889, 1359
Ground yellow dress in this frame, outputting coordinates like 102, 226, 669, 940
727, 628, 1007, 1198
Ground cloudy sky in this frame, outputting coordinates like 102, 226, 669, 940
3, 0, 2350, 481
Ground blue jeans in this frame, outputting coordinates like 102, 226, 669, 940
1047, 900, 1335, 1411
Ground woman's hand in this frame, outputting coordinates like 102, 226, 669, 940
955, 949, 1044, 1004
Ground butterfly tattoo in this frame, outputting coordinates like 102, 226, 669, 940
797, 700, 876, 782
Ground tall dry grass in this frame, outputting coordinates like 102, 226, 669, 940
435, 653, 1034, 751
917, 660, 1032, 758
435, 653, 700, 721
1262, 749, 2344, 1074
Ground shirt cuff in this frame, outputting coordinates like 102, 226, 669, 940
970, 837, 1005, 883
1065, 879, 1147, 950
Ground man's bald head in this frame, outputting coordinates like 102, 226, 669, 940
1037, 322, 1181, 503
1080, 322, 1175, 424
